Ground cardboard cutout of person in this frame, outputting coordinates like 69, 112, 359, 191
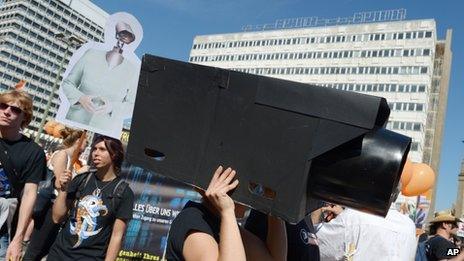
56, 12, 143, 138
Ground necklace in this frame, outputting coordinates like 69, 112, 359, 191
93, 175, 115, 197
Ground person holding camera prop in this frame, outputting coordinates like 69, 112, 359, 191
315, 203, 416, 261
165, 166, 287, 261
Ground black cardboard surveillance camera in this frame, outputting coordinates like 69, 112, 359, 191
126, 54, 411, 224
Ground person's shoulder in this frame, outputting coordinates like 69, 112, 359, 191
20, 135, 41, 148
19, 135, 46, 156
71, 172, 92, 187
428, 235, 454, 246
174, 201, 205, 222
171, 201, 215, 234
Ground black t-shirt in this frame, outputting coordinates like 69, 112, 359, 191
166, 201, 220, 261
427, 235, 459, 261
244, 209, 320, 261
0, 135, 46, 197
47, 173, 134, 261
0, 135, 46, 235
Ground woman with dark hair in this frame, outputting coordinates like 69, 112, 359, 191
47, 136, 134, 261
24, 128, 87, 260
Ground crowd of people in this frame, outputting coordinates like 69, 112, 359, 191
1, 88, 463, 261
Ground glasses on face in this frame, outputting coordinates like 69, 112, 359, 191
0, 102, 22, 115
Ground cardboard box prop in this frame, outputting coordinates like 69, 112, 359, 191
126, 55, 411, 223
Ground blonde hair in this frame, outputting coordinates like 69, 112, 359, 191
0, 90, 33, 128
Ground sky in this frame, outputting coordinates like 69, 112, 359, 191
92, 0, 464, 211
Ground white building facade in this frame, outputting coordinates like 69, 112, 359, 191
189, 13, 438, 163
0, 0, 107, 136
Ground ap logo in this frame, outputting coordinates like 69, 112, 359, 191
447, 248, 460, 256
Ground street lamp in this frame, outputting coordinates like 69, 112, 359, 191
34, 33, 84, 143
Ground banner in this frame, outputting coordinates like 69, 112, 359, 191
56, 12, 143, 138
395, 194, 431, 229
117, 162, 201, 260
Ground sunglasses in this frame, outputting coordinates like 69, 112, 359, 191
0, 103, 23, 114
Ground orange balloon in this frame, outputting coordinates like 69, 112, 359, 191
400, 159, 414, 188
401, 163, 435, 196
52, 123, 66, 138
44, 120, 58, 135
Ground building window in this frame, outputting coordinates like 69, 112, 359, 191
410, 142, 419, 151
416, 104, 424, 111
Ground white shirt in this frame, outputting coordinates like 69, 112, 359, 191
316, 207, 417, 261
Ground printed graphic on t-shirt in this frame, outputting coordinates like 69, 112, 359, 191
70, 189, 108, 247
300, 228, 319, 246
0, 165, 11, 197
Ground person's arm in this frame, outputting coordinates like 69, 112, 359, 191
121, 71, 138, 117
183, 211, 243, 261
62, 50, 99, 113
52, 169, 73, 224
320, 204, 344, 222
61, 51, 86, 105
265, 216, 287, 261
6, 183, 37, 261
315, 206, 349, 261
183, 231, 221, 261
105, 219, 127, 261
51, 150, 69, 188
241, 210, 287, 261
183, 166, 245, 261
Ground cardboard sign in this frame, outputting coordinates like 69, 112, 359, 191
56, 12, 143, 138
126, 55, 411, 223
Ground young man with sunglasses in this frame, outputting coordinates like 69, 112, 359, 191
0, 90, 47, 261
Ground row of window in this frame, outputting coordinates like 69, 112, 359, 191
23, 1, 102, 42
1, 45, 59, 80
0, 3, 101, 47
387, 121, 423, 132
318, 83, 427, 93
231, 65, 429, 76
0, 77, 59, 110
0, 21, 69, 56
2, 33, 70, 71
0, 53, 57, 91
2, 0, 103, 38
192, 30, 433, 50
32, 0, 102, 33
387, 102, 425, 112
0, 15, 74, 62
190, 47, 432, 63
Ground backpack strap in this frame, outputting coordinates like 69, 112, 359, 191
108, 179, 128, 212
0, 139, 21, 198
